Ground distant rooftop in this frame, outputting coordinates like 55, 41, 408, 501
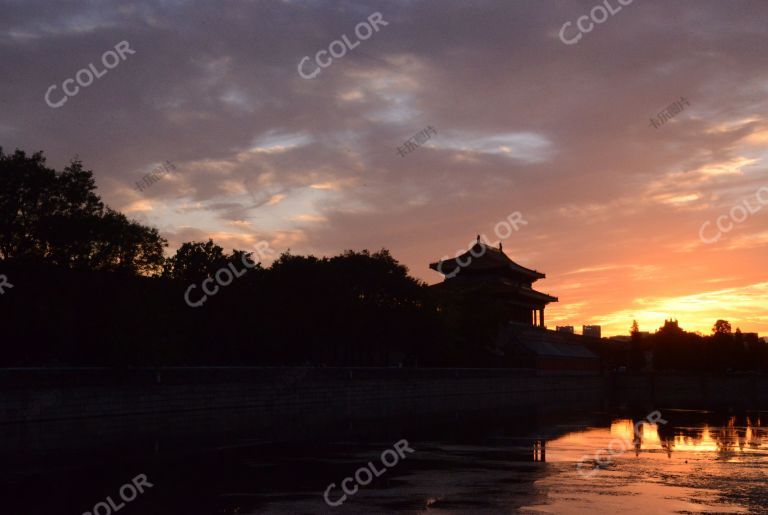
429, 238, 546, 280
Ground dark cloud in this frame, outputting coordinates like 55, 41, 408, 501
2, 0, 768, 334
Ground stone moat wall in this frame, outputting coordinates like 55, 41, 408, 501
1, 367, 603, 424
2, 368, 766, 466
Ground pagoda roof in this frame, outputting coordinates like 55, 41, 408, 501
429, 241, 546, 280
430, 277, 558, 304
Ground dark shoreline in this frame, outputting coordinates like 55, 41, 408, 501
3, 368, 768, 514
4, 367, 768, 425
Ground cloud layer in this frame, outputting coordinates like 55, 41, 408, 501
2, 0, 768, 335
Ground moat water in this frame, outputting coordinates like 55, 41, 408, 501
4, 404, 768, 514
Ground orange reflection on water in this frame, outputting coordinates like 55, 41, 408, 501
525, 415, 767, 514
545, 419, 663, 462
673, 427, 718, 452
666, 417, 767, 456
607, 419, 662, 450
609, 419, 635, 441
547, 416, 768, 463
639, 422, 661, 447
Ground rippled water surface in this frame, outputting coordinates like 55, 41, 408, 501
5, 407, 768, 514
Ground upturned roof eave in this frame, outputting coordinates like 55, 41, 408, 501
429, 258, 544, 279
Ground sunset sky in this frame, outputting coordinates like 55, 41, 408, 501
2, 0, 767, 336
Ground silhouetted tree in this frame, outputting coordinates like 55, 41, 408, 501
258, 249, 433, 365
4, 149, 767, 370
629, 319, 645, 371
713, 319, 732, 335
0, 148, 166, 275
164, 239, 233, 282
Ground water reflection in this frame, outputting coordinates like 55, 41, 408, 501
626, 414, 764, 457
547, 414, 768, 461
4, 407, 768, 513
239, 410, 768, 513
524, 412, 768, 514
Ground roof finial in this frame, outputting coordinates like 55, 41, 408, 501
499, 241, 503, 251
476, 234, 480, 244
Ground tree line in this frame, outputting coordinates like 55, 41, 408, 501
587, 319, 768, 374
0, 149, 462, 366
1, 148, 765, 371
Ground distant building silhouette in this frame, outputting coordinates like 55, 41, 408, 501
430, 236, 598, 372
583, 325, 601, 339
661, 319, 680, 330
429, 236, 558, 327
495, 324, 600, 373
556, 326, 574, 334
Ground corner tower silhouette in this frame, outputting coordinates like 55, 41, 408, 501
429, 236, 558, 327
